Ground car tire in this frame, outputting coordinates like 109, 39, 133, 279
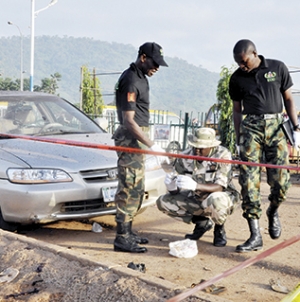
0, 209, 18, 232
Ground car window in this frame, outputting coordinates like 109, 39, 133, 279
0, 95, 104, 136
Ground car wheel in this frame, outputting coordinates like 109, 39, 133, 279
0, 209, 18, 232
166, 141, 181, 164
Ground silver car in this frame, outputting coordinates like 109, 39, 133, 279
0, 91, 166, 231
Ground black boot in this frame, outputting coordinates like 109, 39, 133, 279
266, 205, 281, 239
236, 219, 263, 253
213, 224, 227, 247
114, 222, 147, 253
185, 216, 213, 240
129, 221, 149, 244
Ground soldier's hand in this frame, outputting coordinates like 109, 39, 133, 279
177, 175, 197, 191
164, 173, 178, 191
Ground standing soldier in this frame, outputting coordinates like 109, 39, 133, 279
113, 42, 169, 253
229, 39, 300, 252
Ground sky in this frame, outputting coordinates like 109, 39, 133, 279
2, 0, 300, 93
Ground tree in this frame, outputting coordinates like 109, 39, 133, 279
0, 74, 61, 94
35, 72, 61, 94
216, 66, 236, 154
81, 66, 104, 116
0, 77, 19, 91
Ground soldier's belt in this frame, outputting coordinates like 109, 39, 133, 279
246, 113, 282, 120
118, 125, 149, 132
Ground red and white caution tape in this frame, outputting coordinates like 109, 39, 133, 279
0, 133, 299, 172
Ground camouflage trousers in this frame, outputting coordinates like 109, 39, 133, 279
239, 115, 291, 219
113, 126, 145, 223
156, 190, 237, 225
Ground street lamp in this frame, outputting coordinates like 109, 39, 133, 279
30, 0, 58, 91
8, 21, 24, 91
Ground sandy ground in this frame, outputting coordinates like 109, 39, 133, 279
1, 171, 300, 302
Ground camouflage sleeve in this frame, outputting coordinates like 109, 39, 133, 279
174, 148, 194, 175
214, 147, 232, 188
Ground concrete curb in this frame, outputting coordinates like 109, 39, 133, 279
1, 229, 232, 302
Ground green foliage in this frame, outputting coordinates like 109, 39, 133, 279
21, 78, 30, 91
0, 77, 19, 91
34, 72, 61, 94
81, 66, 104, 116
0, 74, 61, 94
216, 66, 236, 153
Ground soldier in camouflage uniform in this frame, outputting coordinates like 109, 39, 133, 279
229, 39, 300, 253
156, 128, 240, 247
113, 42, 168, 253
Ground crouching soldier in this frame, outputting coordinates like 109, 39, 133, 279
156, 128, 240, 246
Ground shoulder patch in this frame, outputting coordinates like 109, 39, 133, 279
127, 92, 136, 102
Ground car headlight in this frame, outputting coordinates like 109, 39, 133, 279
7, 168, 73, 184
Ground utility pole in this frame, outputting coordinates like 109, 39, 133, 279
30, 0, 58, 91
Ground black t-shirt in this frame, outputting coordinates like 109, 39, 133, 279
115, 63, 150, 126
229, 55, 293, 114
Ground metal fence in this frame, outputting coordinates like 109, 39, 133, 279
91, 108, 219, 155
91, 108, 300, 167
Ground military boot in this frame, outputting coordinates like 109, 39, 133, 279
114, 222, 147, 253
129, 221, 149, 244
185, 216, 213, 240
213, 224, 227, 247
266, 204, 281, 239
236, 219, 263, 253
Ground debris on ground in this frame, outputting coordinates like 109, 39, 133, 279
269, 278, 290, 294
191, 279, 227, 295
127, 262, 146, 273
0, 267, 19, 284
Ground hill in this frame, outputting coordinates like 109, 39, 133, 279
0, 36, 220, 116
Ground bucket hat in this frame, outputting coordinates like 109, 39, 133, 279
187, 128, 221, 148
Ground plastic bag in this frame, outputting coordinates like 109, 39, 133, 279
92, 222, 102, 233
169, 239, 198, 258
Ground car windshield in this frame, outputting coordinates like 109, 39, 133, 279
0, 93, 104, 136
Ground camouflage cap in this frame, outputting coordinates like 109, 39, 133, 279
187, 127, 221, 148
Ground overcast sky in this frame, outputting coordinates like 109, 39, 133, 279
2, 0, 300, 91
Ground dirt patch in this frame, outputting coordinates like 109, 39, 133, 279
0, 231, 229, 302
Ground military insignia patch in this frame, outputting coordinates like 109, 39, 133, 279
127, 92, 136, 102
